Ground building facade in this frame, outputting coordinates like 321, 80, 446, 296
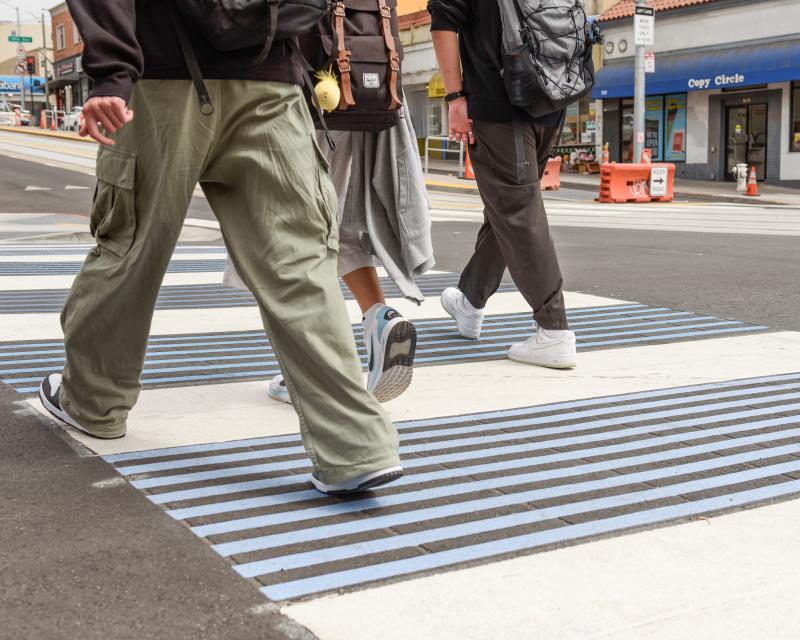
49, 2, 89, 111
594, 0, 800, 185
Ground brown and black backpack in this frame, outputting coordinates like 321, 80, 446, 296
300, 0, 404, 132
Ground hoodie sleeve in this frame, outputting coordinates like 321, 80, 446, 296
66, 0, 143, 102
427, 0, 470, 31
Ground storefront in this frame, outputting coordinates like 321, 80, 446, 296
594, 38, 800, 184
0, 75, 46, 111
553, 96, 601, 170
50, 54, 90, 111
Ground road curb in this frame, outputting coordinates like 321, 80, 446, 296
0, 125, 95, 144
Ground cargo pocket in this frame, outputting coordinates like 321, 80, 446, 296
90, 147, 137, 258
311, 135, 339, 253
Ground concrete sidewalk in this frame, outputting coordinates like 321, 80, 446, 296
425, 156, 800, 205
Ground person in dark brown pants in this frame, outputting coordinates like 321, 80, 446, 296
429, 0, 577, 369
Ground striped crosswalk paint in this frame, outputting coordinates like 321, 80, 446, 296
106, 373, 800, 601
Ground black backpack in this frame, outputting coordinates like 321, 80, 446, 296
299, 0, 404, 132
487, 0, 596, 118
168, 0, 331, 114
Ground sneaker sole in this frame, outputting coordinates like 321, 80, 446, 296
508, 353, 577, 369
38, 385, 125, 439
371, 320, 417, 403
312, 468, 404, 496
440, 295, 481, 340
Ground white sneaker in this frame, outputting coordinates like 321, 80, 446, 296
311, 465, 404, 496
268, 374, 292, 404
441, 287, 484, 340
363, 304, 416, 403
508, 328, 577, 369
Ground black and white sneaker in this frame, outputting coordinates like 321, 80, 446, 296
364, 305, 417, 403
311, 465, 404, 496
38, 373, 123, 439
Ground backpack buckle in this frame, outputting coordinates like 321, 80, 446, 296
379, 6, 391, 19
334, 3, 346, 16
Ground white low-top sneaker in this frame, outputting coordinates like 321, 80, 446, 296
311, 465, 404, 496
441, 287, 484, 340
508, 328, 577, 369
267, 374, 292, 404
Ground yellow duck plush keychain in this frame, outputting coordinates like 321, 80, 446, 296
314, 68, 341, 112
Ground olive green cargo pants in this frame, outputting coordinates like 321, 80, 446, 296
59, 80, 400, 483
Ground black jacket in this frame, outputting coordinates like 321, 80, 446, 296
67, 0, 301, 103
428, 0, 560, 125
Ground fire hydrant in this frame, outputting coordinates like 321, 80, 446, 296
731, 163, 749, 192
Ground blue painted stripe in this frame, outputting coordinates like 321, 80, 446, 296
115, 374, 800, 466
179, 435, 800, 525
132, 412, 800, 491
260, 479, 800, 600
190, 413, 800, 537
234, 452, 800, 576
119, 388, 800, 476
150, 425, 800, 507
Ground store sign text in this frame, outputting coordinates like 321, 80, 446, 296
687, 73, 745, 90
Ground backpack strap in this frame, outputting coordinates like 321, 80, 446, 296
334, 2, 356, 110
252, 0, 280, 65
377, 0, 402, 110
168, 2, 214, 115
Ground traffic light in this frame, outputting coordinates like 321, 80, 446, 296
26, 56, 35, 75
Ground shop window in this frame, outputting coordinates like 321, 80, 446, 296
620, 99, 634, 162
56, 24, 66, 51
664, 94, 687, 162
620, 94, 687, 162
559, 98, 598, 147
791, 82, 800, 153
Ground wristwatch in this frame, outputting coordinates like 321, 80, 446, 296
444, 90, 468, 102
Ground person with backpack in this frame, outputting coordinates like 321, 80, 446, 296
37, 0, 404, 496
428, 0, 596, 369
224, 0, 434, 406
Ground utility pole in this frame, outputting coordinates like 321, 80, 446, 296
633, 1, 654, 163
40, 11, 49, 112
15, 6, 26, 111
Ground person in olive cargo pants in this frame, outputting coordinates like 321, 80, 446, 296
37, 2, 403, 496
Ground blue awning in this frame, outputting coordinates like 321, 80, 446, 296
593, 40, 800, 99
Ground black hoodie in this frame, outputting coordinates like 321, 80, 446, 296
67, 0, 301, 103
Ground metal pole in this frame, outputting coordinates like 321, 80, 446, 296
41, 12, 49, 115
15, 6, 26, 112
633, 0, 646, 163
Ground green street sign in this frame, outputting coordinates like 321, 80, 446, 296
8, 36, 33, 43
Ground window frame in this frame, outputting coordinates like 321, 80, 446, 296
790, 82, 800, 153
72, 24, 82, 45
55, 23, 66, 51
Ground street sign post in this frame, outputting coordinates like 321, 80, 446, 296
8, 35, 33, 43
633, 2, 654, 163
650, 166, 668, 197
634, 6, 655, 46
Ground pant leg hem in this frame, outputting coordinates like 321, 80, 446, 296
59, 386, 128, 438
315, 450, 402, 485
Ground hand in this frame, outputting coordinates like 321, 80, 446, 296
448, 98, 474, 145
79, 96, 134, 146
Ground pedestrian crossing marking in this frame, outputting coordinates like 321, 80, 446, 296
106, 373, 800, 601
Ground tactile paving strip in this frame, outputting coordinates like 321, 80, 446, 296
106, 373, 800, 601
0, 304, 766, 394
0, 275, 515, 314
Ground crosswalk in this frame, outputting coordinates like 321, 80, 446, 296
2, 240, 799, 634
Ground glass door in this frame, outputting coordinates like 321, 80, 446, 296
726, 104, 768, 180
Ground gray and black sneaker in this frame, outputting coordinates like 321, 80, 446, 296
39, 373, 124, 439
364, 305, 417, 403
311, 465, 404, 496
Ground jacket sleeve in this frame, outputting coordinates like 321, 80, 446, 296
427, 0, 469, 31
66, 0, 143, 102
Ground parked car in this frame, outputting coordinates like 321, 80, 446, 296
61, 106, 83, 131
0, 101, 31, 125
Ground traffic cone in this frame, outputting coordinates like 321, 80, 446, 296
601, 142, 609, 164
464, 148, 475, 180
51, 112, 56, 131
40, 110, 46, 129
745, 166, 759, 197
13, 108, 21, 126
